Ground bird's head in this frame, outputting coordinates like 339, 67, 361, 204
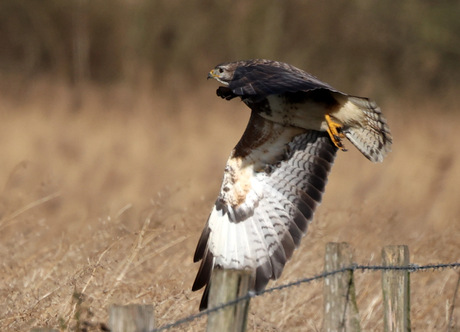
207, 63, 237, 85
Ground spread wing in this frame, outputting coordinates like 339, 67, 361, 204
227, 60, 341, 97
192, 111, 337, 309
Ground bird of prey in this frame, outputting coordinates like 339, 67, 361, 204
192, 59, 392, 309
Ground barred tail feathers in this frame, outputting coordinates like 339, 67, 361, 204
341, 96, 392, 162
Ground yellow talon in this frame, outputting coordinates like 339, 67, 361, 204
325, 114, 347, 151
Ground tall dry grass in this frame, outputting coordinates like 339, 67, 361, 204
0, 77, 458, 331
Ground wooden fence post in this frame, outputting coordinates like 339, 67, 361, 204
382, 245, 411, 332
109, 304, 155, 332
206, 268, 252, 332
322, 242, 361, 332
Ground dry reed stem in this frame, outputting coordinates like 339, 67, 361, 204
64, 245, 113, 329
103, 212, 152, 306
0, 191, 61, 231
447, 272, 460, 332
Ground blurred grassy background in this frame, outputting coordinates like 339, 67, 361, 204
0, 0, 459, 102
0, 1, 459, 331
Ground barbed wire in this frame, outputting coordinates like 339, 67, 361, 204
151, 262, 460, 332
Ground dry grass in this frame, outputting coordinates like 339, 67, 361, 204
0, 78, 459, 331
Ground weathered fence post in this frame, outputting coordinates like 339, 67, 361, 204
206, 268, 252, 332
322, 242, 360, 332
382, 245, 411, 332
109, 304, 155, 332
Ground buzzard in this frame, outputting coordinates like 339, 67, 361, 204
193, 59, 392, 309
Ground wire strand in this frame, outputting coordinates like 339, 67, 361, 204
151, 262, 460, 331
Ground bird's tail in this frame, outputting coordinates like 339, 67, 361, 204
342, 96, 392, 162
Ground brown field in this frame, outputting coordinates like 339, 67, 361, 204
0, 78, 459, 331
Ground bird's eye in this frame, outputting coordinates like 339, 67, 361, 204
218, 68, 224, 73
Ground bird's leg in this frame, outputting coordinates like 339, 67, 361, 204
325, 114, 347, 151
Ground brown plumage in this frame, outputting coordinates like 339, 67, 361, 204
193, 59, 392, 309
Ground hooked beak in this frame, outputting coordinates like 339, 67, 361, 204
207, 69, 217, 80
